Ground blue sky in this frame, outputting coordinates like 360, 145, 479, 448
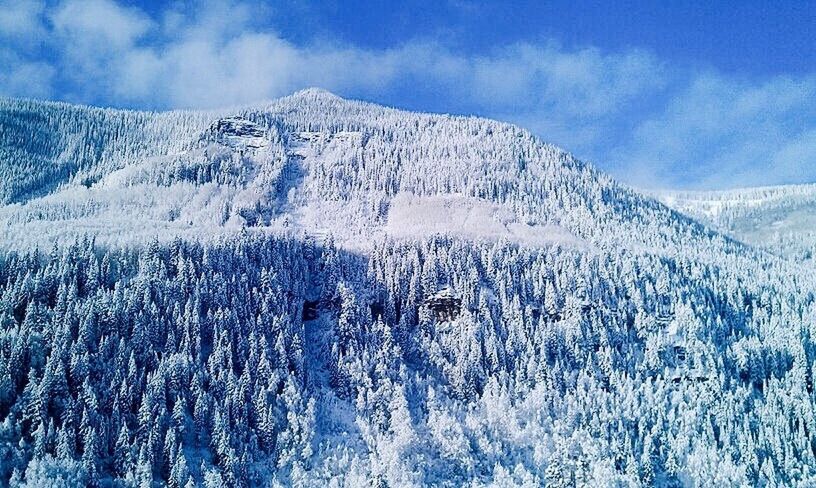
1, 0, 815, 189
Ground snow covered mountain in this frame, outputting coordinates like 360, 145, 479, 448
1, 88, 723, 256
1, 90, 815, 487
658, 184, 816, 261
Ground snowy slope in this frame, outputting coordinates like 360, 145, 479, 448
0, 89, 725, 259
0, 97, 221, 203
658, 184, 816, 260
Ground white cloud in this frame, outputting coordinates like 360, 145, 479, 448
0, 49, 54, 98
50, 0, 152, 49
2, 0, 666, 114
769, 129, 816, 182
618, 74, 816, 189
0, 0, 46, 40
452, 44, 666, 118
0, 0, 53, 98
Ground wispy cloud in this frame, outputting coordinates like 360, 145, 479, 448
0, 0, 665, 110
0, 0, 46, 39
1, 0, 815, 190
619, 75, 816, 189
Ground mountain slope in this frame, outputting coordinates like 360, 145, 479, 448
658, 184, 816, 260
0, 97, 220, 204
1, 89, 730, 261
0, 90, 815, 487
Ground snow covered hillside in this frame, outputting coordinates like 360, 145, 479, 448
1, 90, 816, 487
658, 184, 816, 260
1, 89, 722, 257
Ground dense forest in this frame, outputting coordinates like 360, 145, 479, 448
659, 185, 816, 262
0, 232, 813, 486
1, 91, 816, 486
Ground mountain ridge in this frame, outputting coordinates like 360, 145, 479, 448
658, 183, 816, 261
0, 89, 738, 261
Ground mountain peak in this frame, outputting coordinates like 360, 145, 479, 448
290, 87, 342, 101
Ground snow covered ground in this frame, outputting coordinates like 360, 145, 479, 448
0, 96, 598, 252
657, 184, 816, 260
385, 192, 585, 247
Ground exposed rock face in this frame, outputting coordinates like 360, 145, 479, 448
208, 117, 269, 148
425, 286, 462, 321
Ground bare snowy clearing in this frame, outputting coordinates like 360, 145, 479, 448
385, 193, 584, 247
